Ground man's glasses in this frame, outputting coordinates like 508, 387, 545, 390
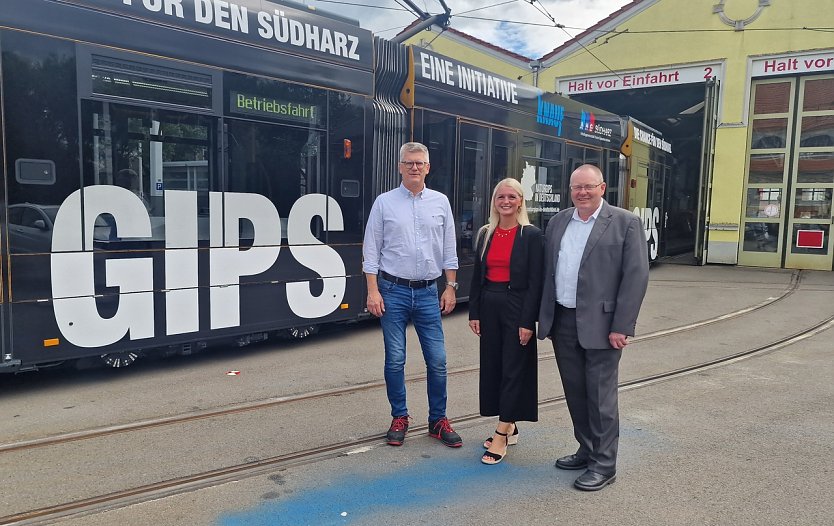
569, 183, 603, 192
400, 161, 428, 168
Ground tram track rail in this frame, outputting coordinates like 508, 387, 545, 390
1, 270, 823, 525
0, 270, 802, 457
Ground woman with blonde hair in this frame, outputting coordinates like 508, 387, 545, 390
468, 178, 543, 465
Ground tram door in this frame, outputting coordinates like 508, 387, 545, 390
457, 123, 490, 271
456, 123, 518, 273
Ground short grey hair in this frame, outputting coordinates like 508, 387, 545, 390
570, 164, 604, 184
399, 142, 430, 163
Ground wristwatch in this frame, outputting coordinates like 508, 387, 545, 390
446, 281, 459, 291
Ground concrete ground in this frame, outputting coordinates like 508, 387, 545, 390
5, 264, 834, 525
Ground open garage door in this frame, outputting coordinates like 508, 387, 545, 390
570, 81, 714, 264
695, 78, 719, 264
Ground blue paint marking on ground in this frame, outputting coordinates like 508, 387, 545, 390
217, 449, 555, 526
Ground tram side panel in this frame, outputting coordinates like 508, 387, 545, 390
620, 118, 672, 262
0, 11, 375, 370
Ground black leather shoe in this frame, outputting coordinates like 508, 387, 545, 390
574, 470, 616, 491
554, 454, 588, 470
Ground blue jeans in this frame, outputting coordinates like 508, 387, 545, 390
378, 279, 448, 423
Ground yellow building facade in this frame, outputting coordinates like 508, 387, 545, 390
404, 0, 834, 270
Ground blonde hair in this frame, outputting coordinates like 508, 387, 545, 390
478, 178, 531, 258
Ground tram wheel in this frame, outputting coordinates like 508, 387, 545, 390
284, 325, 320, 340
100, 351, 140, 368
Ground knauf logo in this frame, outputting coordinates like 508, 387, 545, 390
537, 96, 564, 135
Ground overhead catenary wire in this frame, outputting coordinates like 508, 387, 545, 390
313, 0, 410, 12
314, 0, 834, 62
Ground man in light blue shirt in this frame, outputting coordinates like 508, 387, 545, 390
363, 142, 462, 448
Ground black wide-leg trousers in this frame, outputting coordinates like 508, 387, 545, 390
478, 283, 538, 422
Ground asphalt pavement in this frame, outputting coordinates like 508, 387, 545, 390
11, 263, 834, 526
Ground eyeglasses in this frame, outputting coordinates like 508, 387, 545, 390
400, 161, 428, 168
569, 183, 604, 192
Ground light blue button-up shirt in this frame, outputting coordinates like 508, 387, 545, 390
556, 201, 604, 308
363, 184, 458, 280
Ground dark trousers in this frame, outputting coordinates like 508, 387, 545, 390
478, 282, 538, 422
552, 304, 621, 476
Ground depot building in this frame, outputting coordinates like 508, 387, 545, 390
403, 0, 834, 270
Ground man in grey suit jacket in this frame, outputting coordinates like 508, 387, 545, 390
537, 164, 649, 491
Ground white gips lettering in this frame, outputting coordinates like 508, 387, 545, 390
164, 190, 199, 335
209, 191, 282, 330
286, 194, 345, 319
49, 186, 347, 348
634, 206, 660, 261
51, 186, 155, 348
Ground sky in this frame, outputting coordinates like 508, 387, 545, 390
306, 0, 629, 59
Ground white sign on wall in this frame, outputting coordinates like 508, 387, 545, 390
558, 63, 722, 95
751, 50, 834, 77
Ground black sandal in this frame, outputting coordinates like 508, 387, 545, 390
483, 423, 518, 449
481, 430, 509, 465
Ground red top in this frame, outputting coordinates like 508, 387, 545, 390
485, 226, 517, 282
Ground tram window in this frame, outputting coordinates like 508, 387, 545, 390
422, 111, 456, 198
584, 148, 601, 168
224, 72, 326, 128
605, 154, 621, 207
459, 137, 486, 259
90, 55, 212, 110
3, 32, 81, 255
227, 119, 324, 244
81, 100, 217, 246
521, 137, 565, 228
491, 129, 518, 189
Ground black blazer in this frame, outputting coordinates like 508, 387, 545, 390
468, 224, 544, 330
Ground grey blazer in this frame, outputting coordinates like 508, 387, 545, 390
537, 201, 650, 349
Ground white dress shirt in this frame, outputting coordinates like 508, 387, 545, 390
555, 201, 604, 308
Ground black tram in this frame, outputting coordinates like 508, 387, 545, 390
0, 0, 664, 372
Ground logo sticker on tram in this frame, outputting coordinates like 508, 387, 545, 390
579, 111, 614, 143
536, 97, 564, 135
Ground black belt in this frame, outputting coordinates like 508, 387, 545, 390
483, 280, 509, 291
380, 270, 435, 289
